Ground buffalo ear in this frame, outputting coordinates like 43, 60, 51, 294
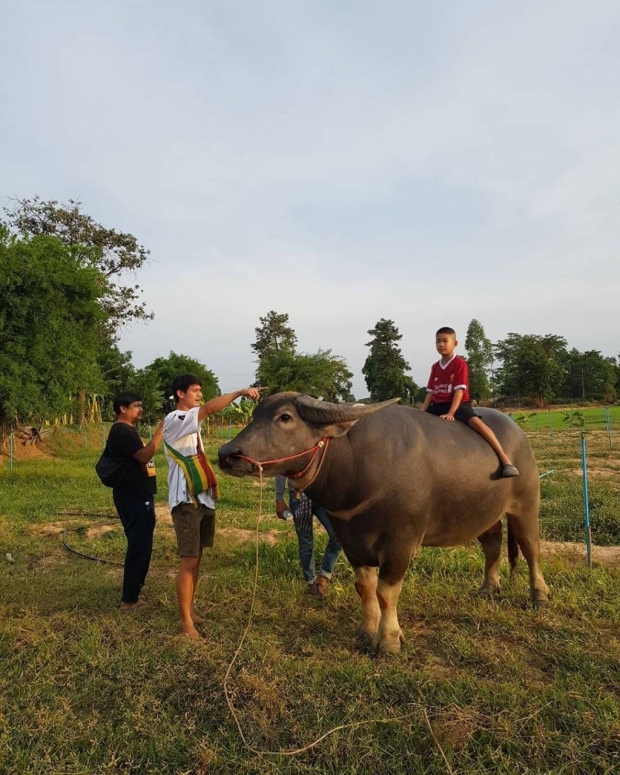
319, 420, 358, 438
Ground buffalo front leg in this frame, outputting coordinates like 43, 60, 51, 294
354, 566, 380, 649
477, 520, 502, 598
372, 573, 405, 655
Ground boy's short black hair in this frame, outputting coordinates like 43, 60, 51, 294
171, 374, 202, 403
436, 327, 456, 336
113, 392, 142, 415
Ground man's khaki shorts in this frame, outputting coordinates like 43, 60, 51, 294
171, 502, 216, 557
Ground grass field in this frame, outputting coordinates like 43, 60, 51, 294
0, 427, 619, 774
505, 405, 620, 432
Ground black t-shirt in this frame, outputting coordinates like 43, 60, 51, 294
106, 422, 157, 496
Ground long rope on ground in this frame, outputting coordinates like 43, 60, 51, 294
221, 465, 438, 761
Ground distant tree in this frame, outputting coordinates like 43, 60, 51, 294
362, 319, 418, 404
258, 349, 354, 402
251, 311, 297, 378
415, 385, 429, 404
143, 353, 220, 412
5, 197, 152, 328
221, 397, 256, 426
494, 333, 568, 406
128, 368, 167, 425
96, 336, 136, 419
561, 349, 617, 402
0, 228, 106, 432
464, 319, 493, 403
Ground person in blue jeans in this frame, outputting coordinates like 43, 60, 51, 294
275, 475, 341, 596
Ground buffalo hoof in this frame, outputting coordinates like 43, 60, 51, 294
371, 630, 405, 656
356, 629, 376, 652
478, 583, 501, 599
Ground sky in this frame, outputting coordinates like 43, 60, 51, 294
2, 0, 619, 396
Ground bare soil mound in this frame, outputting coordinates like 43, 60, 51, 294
539, 540, 620, 568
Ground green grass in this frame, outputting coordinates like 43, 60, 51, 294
528, 430, 620, 545
0, 432, 619, 774
506, 405, 620, 431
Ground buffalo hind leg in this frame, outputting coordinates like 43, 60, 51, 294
477, 520, 502, 598
506, 512, 550, 608
354, 566, 380, 649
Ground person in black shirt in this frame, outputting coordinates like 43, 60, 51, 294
106, 392, 165, 611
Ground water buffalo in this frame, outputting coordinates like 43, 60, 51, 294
218, 393, 550, 654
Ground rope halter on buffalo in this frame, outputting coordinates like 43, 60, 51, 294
232, 436, 330, 494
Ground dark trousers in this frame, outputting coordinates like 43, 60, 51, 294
113, 493, 156, 603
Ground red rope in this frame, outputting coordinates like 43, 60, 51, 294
233, 437, 328, 479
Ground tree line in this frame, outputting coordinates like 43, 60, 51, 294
1, 199, 618, 436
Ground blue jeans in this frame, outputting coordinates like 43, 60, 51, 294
290, 497, 341, 584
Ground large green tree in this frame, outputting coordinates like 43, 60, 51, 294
561, 349, 617, 402
0, 228, 106, 431
494, 333, 568, 406
251, 311, 354, 400
5, 198, 155, 423
5, 197, 152, 327
141, 351, 220, 410
133, 352, 221, 422
362, 319, 418, 404
464, 319, 493, 403
251, 311, 297, 376
257, 349, 354, 401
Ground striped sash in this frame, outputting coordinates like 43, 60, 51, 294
165, 433, 219, 505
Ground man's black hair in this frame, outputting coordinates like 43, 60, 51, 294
436, 327, 456, 336
171, 374, 203, 403
113, 392, 142, 415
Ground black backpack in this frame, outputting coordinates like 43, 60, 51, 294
95, 445, 127, 488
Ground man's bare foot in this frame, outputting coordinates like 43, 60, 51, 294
181, 620, 201, 639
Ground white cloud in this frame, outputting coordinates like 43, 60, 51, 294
1, 0, 619, 393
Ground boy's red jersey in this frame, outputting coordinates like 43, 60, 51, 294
426, 355, 471, 403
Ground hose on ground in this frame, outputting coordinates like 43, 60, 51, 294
60, 512, 124, 566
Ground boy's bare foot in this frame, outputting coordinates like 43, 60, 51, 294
119, 599, 149, 612
502, 464, 520, 477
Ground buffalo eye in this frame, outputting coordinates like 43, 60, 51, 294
279, 413, 292, 423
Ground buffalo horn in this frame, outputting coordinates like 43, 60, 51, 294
295, 395, 401, 424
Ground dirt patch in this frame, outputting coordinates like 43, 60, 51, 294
154, 506, 280, 545
218, 527, 280, 546
31, 521, 75, 537
84, 525, 117, 539
0, 443, 53, 464
30, 519, 120, 538
155, 504, 172, 523
30, 517, 620, 568
570, 468, 616, 480
430, 706, 485, 751
26, 552, 69, 570
540, 540, 620, 568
